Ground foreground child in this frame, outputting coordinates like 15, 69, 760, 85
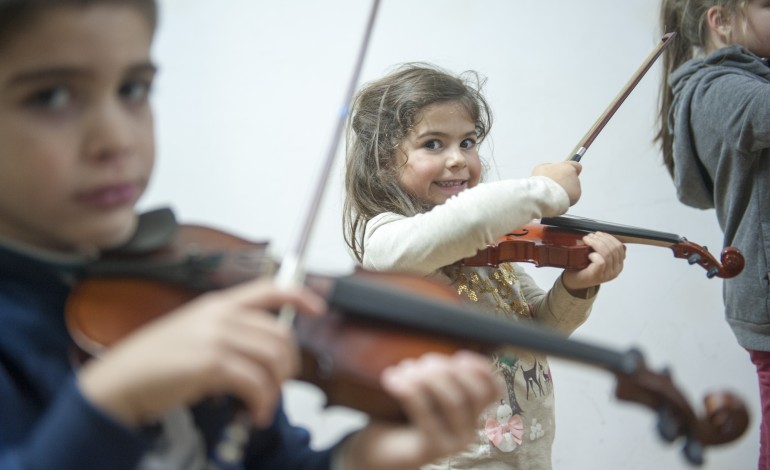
656, 0, 770, 466
0, 2, 500, 469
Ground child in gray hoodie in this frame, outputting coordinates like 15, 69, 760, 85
656, 0, 770, 467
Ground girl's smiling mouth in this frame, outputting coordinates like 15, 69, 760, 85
434, 179, 467, 188
433, 179, 469, 198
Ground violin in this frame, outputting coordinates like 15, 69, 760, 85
65, 208, 749, 466
483, 32, 744, 278
462, 215, 745, 279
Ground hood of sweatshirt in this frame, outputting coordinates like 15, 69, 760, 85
668, 44, 770, 209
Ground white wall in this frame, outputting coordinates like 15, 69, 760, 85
147, 1, 760, 468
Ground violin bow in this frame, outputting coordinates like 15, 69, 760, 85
568, 32, 676, 162
214, 1, 381, 464
275, 0, 381, 323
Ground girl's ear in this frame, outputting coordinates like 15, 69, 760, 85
706, 6, 733, 48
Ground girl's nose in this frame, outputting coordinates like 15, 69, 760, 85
446, 147, 467, 169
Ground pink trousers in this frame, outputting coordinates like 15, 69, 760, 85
749, 349, 770, 470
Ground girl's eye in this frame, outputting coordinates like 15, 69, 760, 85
120, 79, 153, 104
424, 139, 441, 150
26, 86, 72, 111
461, 138, 477, 149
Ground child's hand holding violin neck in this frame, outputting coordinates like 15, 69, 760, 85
562, 232, 626, 295
339, 351, 500, 470
531, 161, 583, 206
77, 279, 326, 428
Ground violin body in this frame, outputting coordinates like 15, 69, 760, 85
67, 264, 479, 421
66, 210, 479, 420
462, 223, 592, 270
65, 209, 750, 464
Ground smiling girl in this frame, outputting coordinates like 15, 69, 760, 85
343, 63, 626, 469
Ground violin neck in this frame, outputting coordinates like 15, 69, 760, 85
329, 274, 639, 375
541, 215, 682, 248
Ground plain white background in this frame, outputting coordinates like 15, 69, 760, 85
146, 1, 760, 468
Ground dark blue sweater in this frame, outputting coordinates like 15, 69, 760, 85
0, 244, 333, 469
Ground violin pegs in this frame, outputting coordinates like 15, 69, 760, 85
706, 267, 719, 279
687, 253, 702, 265
682, 436, 705, 466
656, 406, 680, 442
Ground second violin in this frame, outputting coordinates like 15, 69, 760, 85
461, 214, 745, 279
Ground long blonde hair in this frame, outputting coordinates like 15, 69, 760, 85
343, 63, 492, 263
656, 0, 748, 176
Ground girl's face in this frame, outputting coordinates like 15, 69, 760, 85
736, 0, 770, 58
397, 101, 481, 207
0, 5, 156, 254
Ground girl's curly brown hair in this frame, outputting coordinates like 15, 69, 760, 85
343, 62, 492, 263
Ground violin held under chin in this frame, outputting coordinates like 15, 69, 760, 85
65, 208, 749, 466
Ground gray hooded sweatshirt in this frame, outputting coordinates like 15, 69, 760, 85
668, 44, 770, 350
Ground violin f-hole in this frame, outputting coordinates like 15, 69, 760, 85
507, 229, 529, 237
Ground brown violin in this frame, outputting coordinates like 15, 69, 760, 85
462, 215, 745, 279
65, 208, 749, 466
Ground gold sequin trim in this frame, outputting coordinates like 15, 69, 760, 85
446, 263, 530, 319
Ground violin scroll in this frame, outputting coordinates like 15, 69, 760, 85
700, 392, 751, 445
613, 349, 749, 465
673, 242, 745, 279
